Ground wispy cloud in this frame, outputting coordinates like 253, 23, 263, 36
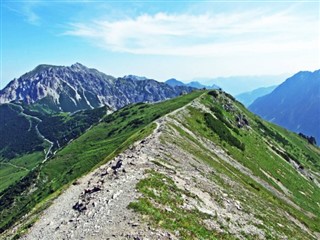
23, 2, 41, 25
5, 1, 42, 25
65, 9, 319, 57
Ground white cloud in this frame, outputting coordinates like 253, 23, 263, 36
65, 9, 319, 57
23, 5, 40, 25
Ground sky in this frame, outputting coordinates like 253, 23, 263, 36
1, 0, 320, 90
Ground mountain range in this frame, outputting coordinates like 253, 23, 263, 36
236, 85, 277, 107
193, 74, 289, 95
165, 78, 220, 90
249, 70, 320, 144
0, 63, 194, 112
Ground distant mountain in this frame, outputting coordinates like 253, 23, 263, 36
193, 74, 289, 95
236, 85, 277, 107
0, 63, 194, 112
165, 78, 219, 89
165, 78, 186, 87
187, 81, 219, 89
249, 70, 320, 144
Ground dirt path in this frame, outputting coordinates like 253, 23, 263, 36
34, 125, 54, 163
21, 119, 174, 240
0, 162, 29, 171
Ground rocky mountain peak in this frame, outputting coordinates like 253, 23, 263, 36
70, 62, 88, 71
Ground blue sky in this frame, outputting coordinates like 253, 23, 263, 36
1, 0, 319, 89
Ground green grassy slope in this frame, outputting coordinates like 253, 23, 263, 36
0, 152, 44, 193
199, 92, 320, 232
198, 92, 320, 215
0, 103, 108, 194
0, 104, 46, 194
0, 91, 202, 234
0, 104, 44, 159
128, 90, 320, 239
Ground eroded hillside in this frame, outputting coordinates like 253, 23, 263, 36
10, 91, 320, 240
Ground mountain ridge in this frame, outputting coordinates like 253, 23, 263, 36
165, 78, 219, 90
235, 85, 277, 107
0, 63, 194, 112
192, 74, 289, 95
249, 69, 320, 144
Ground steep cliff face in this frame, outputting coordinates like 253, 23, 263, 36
0, 63, 193, 112
3, 91, 319, 240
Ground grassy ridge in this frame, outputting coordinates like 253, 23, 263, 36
0, 91, 202, 234
42, 91, 202, 191
129, 91, 319, 239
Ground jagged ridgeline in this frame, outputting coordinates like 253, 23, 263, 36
1, 90, 320, 239
0, 63, 194, 112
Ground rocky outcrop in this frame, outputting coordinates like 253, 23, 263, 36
299, 133, 317, 145
236, 114, 249, 128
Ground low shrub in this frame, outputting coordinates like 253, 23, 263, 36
204, 113, 245, 151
